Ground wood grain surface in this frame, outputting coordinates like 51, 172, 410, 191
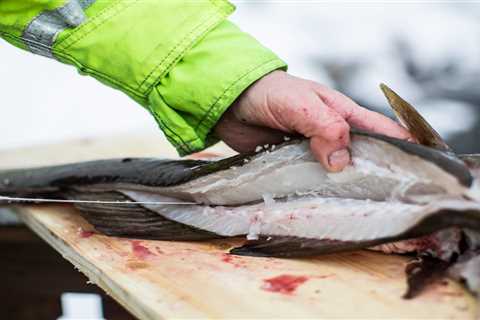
1, 135, 477, 319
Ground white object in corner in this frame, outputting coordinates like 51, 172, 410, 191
57, 293, 105, 320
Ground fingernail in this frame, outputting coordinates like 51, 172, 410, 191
328, 149, 350, 171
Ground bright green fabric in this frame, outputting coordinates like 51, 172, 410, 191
0, 0, 67, 49
53, 0, 236, 105
149, 20, 287, 154
0, 0, 287, 155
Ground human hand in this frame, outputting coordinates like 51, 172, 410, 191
214, 70, 412, 172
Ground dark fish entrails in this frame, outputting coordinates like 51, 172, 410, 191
2, 84, 480, 298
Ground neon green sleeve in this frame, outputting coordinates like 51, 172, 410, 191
0, 0, 287, 155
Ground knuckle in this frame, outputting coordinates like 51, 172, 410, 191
325, 90, 341, 106
290, 102, 320, 131
317, 87, 341, 106
313, 83, 329, 93
322, 118, 350, 141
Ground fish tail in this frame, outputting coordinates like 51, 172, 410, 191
0, 157, 209, 198
0, 167, 60, 197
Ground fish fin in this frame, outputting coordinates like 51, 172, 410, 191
403, 255, 450, 299
230, 236, 379, 258
67, 191, 219, 241
379, 83, 452, 152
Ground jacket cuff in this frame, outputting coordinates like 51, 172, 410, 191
148, 20, 287, 156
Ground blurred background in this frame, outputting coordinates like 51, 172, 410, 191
1, 0, 480, 153
1, 2, 479, 318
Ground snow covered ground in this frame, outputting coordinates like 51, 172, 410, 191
0, 1, 479, 152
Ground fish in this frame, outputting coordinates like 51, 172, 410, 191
1, 131, 479, 246
2, 84, 480, 297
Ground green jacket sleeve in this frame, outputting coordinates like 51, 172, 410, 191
0, 0, 287, 155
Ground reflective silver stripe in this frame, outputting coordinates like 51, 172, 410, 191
22, 0, 96, 58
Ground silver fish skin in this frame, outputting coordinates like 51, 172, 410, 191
89, 133, 474, 206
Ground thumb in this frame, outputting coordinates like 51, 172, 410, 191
308, 119, 351, 172
294, 105, 352, 172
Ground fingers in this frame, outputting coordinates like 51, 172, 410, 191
310, 136, 351, 172
349, 106, 413, 140
214, 105, 286, 153
289, 98, 352, 172
225, 71, 413, 173
314, 86, 412, 141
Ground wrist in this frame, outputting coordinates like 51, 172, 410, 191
232, 70, 286, 119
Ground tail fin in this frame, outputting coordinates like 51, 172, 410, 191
0, 157, 208, 198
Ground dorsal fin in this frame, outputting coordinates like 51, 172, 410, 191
380, 83, 452, 153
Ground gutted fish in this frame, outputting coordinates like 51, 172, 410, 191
1, 130, 472, 205
1, 130, 478, 247
2, 84, 480, 298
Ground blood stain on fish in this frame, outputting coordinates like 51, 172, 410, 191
131, 240, 154, 259
250, 215, 260, 224
287, 213, 297, 221
261, 275, 309, 295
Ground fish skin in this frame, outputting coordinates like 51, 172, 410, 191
230, 236, 368, 257
403, 255, 451, 299
66, 191, 219, 240
0, 131, 473, 205
0, 158, 209, 196
370, 228, 462, 261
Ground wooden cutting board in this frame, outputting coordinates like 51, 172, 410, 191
1, 134, 477, 319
